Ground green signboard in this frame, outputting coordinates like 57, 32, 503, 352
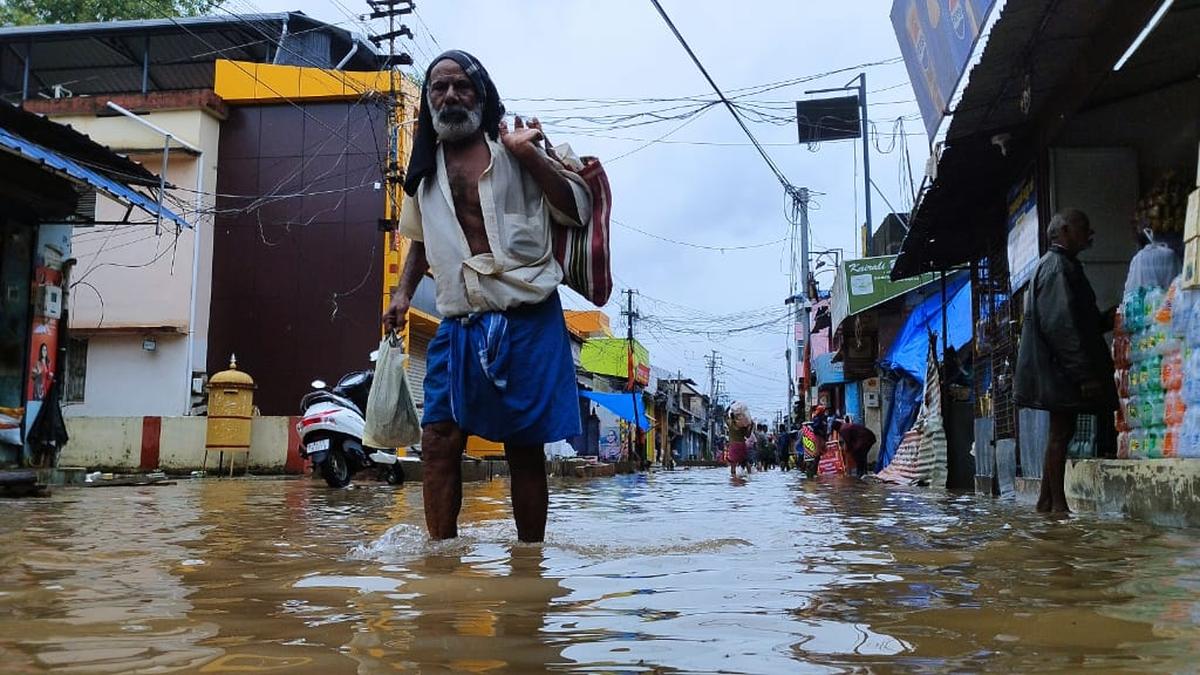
831, 255, 938, 330
581, 338, 651, 385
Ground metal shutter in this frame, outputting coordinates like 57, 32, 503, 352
407, 328, 432, 409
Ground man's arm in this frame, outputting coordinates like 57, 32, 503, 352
499, 116, 587, 225
382, 242, 429, 332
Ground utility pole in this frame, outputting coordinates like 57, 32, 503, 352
804, 73, 872, 255
857, 72, 872, 255
672, 369, 683, 468
786, 188, 798, 415
368, 0, 415, 226
798, 187, 811, 419
784, 187, 812, 424
705, 350, 720, 459
622, 289, 642, 467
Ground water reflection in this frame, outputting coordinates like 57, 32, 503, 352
0, 470, 1198, 672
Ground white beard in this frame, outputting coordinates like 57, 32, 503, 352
430, 99, 483, 143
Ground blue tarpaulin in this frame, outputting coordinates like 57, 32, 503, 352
844, 380, 862, 424
0, 126, 188, 229
877, 374, 922, 470
580, 390, 651, 431
874, 273, 972, 470
879, 273, 972, 383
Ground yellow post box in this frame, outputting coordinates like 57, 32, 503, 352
205, 355, 256, 476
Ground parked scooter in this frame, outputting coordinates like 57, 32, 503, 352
297, 356, 414, 487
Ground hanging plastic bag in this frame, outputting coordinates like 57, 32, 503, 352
363, 334, 421, 449
1124, 241, 1182, 294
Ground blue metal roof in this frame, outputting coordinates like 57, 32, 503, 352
0, 125, 188, 229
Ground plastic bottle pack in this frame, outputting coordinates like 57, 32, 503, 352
1180, 407, 1200, 459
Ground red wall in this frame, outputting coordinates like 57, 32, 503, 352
209, 100, 388, 415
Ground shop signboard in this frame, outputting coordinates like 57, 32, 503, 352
580, 338, 651, 386
1007, 174, 1040, 292
831, 255, 938, 330
891, 0, 999, 138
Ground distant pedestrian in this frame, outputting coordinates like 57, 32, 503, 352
383, 51, 594, 542
726, 406, 753, 477
755, 428, 775, 471
830, 418, 876, 477
802, 405, 831, 477
1015, 209, 1118, 514
775, 425, 792, 471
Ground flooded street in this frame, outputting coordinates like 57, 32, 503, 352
2, 469, 1200, 673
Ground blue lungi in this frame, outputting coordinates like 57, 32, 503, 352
422, 291, 581, 445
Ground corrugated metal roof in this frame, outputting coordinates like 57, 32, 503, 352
0, 13, 281, 37
0, 101, 157, 185
0, 12, 382, 99
0, 124, 186, 228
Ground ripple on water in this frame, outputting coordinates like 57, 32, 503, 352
2, 469, 1200, 673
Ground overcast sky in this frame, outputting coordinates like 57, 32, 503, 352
258, 0, 930, 419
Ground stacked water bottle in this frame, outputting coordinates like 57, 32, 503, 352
1115, 279, 1200, 458
1175, 281, 1200, 457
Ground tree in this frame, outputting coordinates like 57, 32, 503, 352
0, 0, 223, 26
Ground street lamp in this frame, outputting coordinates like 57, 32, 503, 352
810, 248, 844, 270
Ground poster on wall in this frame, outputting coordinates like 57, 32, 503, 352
1007, 174, 1040, 292
26, 319, 57, 402
599, 425, 622, 462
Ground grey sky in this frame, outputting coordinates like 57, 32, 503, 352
258, 0, 929, 419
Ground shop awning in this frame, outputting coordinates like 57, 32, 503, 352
891, 0, 1176, 279
0, 125, 188, 229
580, 391, 651, 431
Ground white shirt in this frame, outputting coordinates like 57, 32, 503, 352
399, 139, 592, 317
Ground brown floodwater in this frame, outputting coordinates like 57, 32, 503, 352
1, 469, 1198, 673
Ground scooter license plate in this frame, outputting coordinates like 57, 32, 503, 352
306, 438, 330, 453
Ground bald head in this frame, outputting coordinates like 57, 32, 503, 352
1047, 209, 1094, 255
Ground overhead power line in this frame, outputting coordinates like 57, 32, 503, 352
647, 0, 798, 197
612, 217, 787, 252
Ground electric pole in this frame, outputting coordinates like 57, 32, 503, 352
857, 72, 872, 257
367, 0, 415, 225
804, 73, 872, 256
672, 369, 683, 468
621, 289, 642, 467
705, 350, 720, 459
785, 187, 812, 424
798, 187, 811, 420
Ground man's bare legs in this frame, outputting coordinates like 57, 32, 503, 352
505, 444, 548, 543
1038, 411, 1076, 514
422, 422, 466, 539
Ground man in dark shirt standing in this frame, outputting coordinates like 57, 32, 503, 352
1014, 209, 1117, 513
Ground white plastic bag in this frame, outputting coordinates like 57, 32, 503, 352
1125, 242, 1181, 294
729, 400, 753, 429
363, 335, 421, 449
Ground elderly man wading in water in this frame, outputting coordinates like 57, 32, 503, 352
1015, 209, 1118, 514
383, 51, 592, 542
